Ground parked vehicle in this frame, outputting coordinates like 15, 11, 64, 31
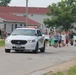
5, 28, 45, 53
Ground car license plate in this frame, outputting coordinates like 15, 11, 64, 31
15, 45, 21, 48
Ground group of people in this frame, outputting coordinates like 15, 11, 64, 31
49, 29, 75, 48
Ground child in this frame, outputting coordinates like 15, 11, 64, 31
50, 35, 55, 46
59, 33, 62, 47
66, 34, 69, 46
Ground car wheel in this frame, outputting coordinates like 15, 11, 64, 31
5, 49, 11, 53
33, 42, 38, 53
40, 42, 45, 52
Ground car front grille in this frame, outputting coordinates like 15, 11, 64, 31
11, 40, 27, 45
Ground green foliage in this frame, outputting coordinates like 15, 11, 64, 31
44, 0, 76, 30
0, 0, 11, 6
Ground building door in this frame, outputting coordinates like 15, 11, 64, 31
15, 24, 17, 28
12, 24, 13, 32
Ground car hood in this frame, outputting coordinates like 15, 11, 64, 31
6, 35, 36, 40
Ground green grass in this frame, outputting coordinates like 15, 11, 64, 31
52, 65, 76, 75
52, 72, 64, 75
43, 65, 76, 75
0, 39, 5, 47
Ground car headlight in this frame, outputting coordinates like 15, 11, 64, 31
27, 40, 35, 43
5, 39, 11, 42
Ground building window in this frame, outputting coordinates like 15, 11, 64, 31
24, 24, 26, 26
31, 15, 33, 16
23, 15, 26, 17
15, 24, 17, 28
20, 24, 22, 26
4, 24, 6, 31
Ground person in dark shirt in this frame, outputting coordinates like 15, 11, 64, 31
69, 30, 74, 45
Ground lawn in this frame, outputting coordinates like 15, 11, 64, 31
0, 39, 5, 47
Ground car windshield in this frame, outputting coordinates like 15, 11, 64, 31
11, 29, 36, 36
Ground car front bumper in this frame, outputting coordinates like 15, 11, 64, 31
5, 42, 36, 51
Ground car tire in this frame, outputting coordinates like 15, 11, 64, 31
33, 42, 38, 53
40, 42, 45, 52
5, 49, 11, 53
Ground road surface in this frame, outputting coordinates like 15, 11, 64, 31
0, 45, 76, 75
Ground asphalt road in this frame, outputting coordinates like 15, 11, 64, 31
0, 45, 76, 75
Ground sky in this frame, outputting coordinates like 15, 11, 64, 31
9, 0, 61, 7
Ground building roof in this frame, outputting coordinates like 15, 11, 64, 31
0, 6, 50, 14
0, 12, 40, 25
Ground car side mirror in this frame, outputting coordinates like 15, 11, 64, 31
35, 33, 38, 36
38, 34, 42, 36
35, 33, 42, 36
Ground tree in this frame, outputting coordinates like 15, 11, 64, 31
0, 0, 11, 6
43, 0, 76, 31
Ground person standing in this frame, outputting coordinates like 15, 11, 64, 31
69, 30, 74, 46
0, 28, 2, 38
49, 30, 53, 46
58, 32, 62, 47
54, 30, 59, 48
3, 31, 7, 39
66, 31, 70, 46
74, 34, 76, 46
61, 31, 66, 47
50, 33, 55, 46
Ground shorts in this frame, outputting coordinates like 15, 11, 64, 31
54, 40, 58, 43
59, 40, 61, 43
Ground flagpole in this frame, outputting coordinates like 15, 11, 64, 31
26, 0, 28, 27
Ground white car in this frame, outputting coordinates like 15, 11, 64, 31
5, 28, 45, 53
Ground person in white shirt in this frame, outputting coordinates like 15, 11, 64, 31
61, 31, 66, 47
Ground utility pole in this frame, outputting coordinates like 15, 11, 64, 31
26, 0, 28, 27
